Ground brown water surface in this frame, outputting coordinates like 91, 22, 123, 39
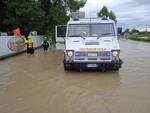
0, 40, 150, 113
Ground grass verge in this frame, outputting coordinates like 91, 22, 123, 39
128, 36, 150, 42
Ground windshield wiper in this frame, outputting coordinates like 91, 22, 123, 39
69, 35, 81, 37
97, 33, 113, 39
69, 35, 86, 39
101, 33, 114, 36
97, 34, 102, 39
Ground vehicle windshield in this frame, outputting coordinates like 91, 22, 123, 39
68, 23, 115, 37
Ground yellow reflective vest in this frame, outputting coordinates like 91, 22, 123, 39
27, 40, 33, 48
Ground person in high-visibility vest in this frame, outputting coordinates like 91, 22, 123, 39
23, 36, 28, 44
21, 25, 30, 39
41, 36, 51, 51
26, 36, 34, 54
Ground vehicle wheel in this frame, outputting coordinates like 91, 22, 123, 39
64, 66, 68, 71
64, 65, 70, 71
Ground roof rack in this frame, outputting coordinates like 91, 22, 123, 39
70, 12, 85, 21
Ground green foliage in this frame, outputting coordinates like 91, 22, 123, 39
131, 29, 139, 33
46, 4, 69, 39
137, 32, 150, 37
68, 0, 86, 12
0, 0, 8, 31
125, 28, 130, 33
0, 0, 86, 36
2, 0, 45, 33
39, 0, 52, 15
128, 36, 150, 42
68, 0, 80, 12
109, 11, 117, 22
97, 6, 117, 22
97, 6, 109, 17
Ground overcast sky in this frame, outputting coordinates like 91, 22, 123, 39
80, 0, 150, 30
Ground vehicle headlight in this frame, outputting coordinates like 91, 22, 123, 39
112, 51, 119, 57
67, 51, 74, 57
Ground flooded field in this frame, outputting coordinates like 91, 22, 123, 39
0, 39, 150, 113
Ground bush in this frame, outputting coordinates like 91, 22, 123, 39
128, 36, 150, 42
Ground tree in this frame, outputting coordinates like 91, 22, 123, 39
97, 6, 117, 22
68, 0, 86, 12
45, 3, 70, 37
3, 0, 45, 33
97, 6, 109, 17
38, 0, 86, 35
125, 29, 130, 33
0, 0, 8, 31
109, 10, 117, 22
131, 29, 139, 33
39, 0, 52, 16
0, 0, 87, 35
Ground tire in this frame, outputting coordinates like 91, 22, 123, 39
64, 65, 70, 71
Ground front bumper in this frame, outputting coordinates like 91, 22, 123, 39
63, 59, 123, 70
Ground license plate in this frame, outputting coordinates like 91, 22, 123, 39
87, 64, 98, 68
88, 53, 97, 57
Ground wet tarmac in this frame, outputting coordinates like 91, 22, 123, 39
0, 39, 150, 113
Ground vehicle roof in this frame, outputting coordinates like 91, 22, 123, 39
68, 17, 115, 24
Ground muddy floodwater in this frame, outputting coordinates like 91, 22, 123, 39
0, 39, 150, 113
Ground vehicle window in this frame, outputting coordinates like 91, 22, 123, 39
91, 24, 115, 37
68, 24, 90, 37
57, 25, 66, 37
68, 23, 115, 37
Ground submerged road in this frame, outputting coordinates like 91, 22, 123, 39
0, 39, 150, 113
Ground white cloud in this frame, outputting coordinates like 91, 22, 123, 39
80, 0, 150, 29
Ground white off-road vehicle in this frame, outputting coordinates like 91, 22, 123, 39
56, 13, 123, 71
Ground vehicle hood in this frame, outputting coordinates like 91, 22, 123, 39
65, 37, 120, 51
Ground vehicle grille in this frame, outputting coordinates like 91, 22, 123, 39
85, 42, 99, 45
74, 51, 111, 61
